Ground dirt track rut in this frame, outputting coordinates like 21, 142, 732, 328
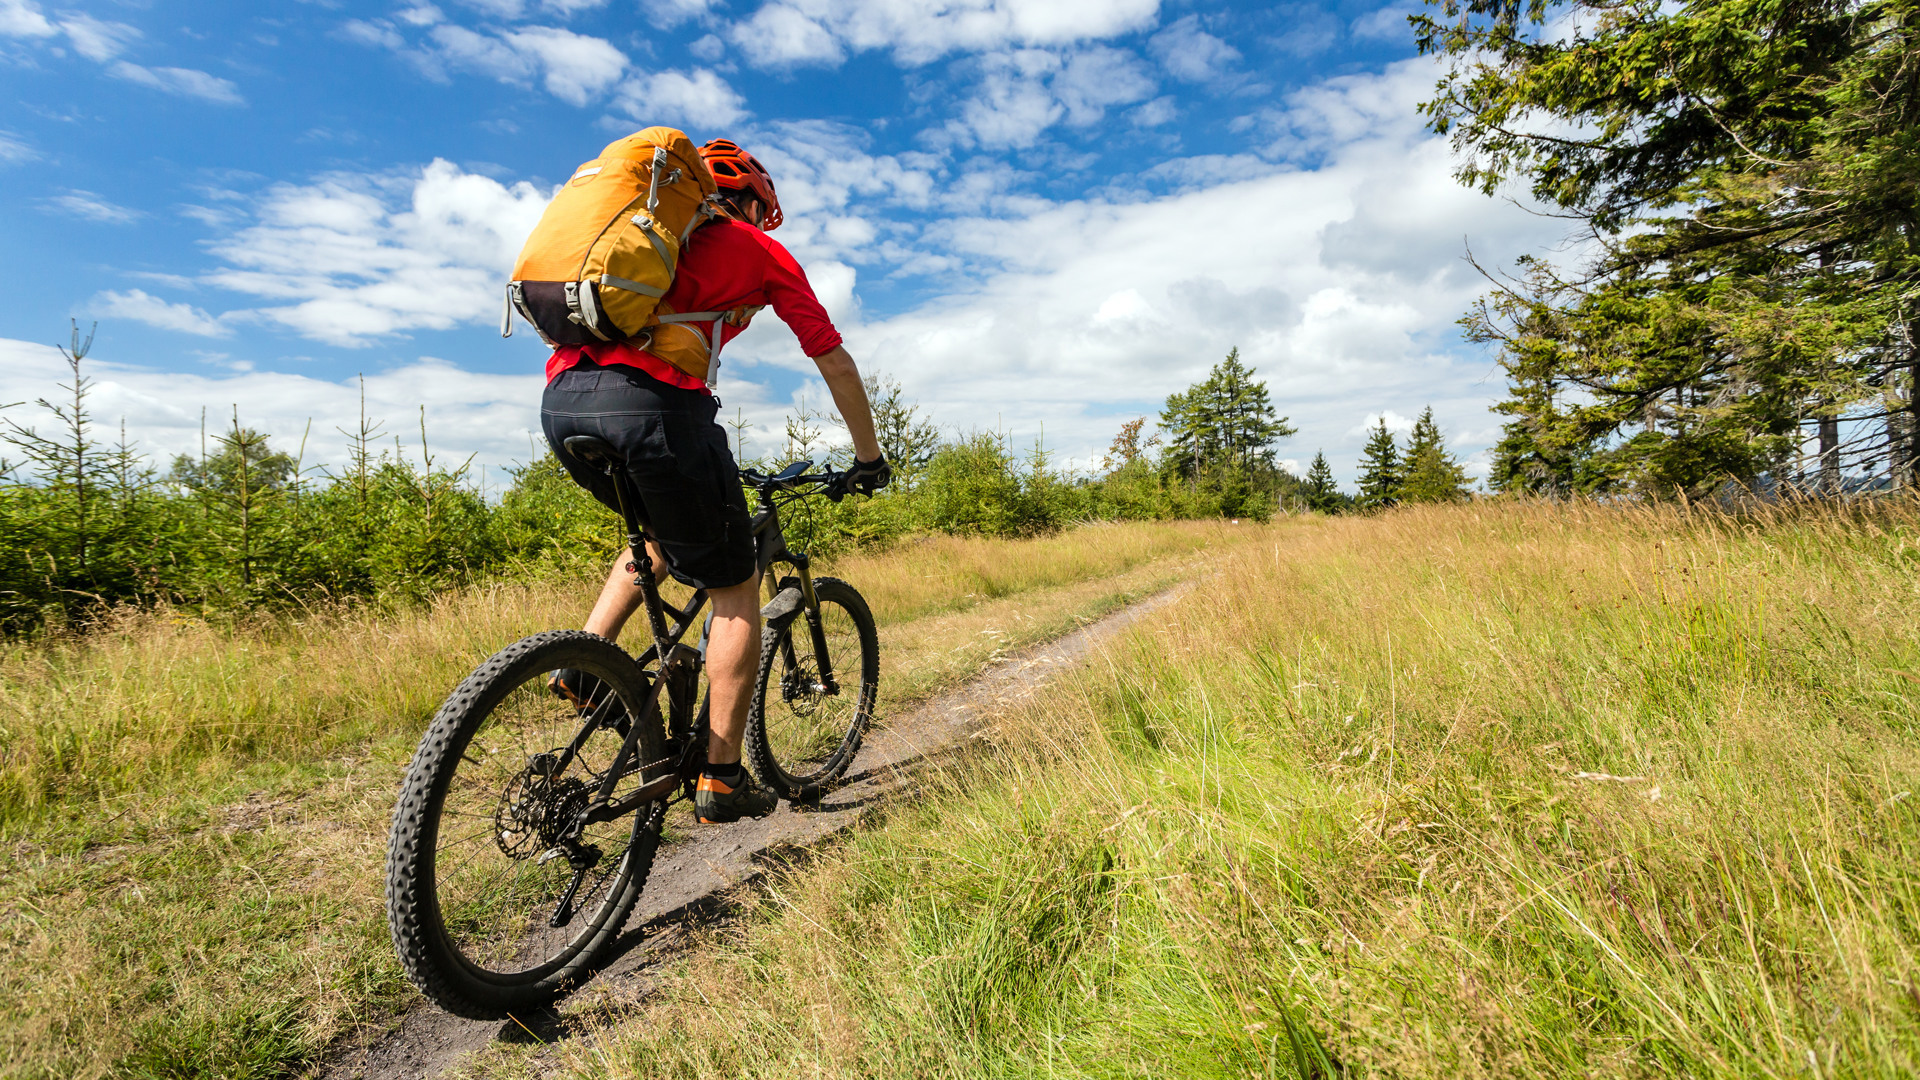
321, 584, 1185, 1080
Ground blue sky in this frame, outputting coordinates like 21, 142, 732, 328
0, 0, 1560, 485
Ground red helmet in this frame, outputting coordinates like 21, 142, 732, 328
699, 139, 782, 231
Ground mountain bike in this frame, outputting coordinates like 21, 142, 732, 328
386, 436, 879, 1019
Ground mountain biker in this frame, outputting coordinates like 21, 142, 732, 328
539, 138, 891, 824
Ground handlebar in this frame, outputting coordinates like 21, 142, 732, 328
740, 460, 848, 500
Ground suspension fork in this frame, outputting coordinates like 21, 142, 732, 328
788, 552, 839, 695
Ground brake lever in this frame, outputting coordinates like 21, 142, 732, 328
820, 469, 847, 503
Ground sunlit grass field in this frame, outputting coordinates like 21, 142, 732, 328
0, 520, 1234, 1079
532, 497, 1920, 1080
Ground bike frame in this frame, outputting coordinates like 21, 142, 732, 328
550, 455, 844, 843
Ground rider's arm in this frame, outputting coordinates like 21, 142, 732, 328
812, 345, 882, 463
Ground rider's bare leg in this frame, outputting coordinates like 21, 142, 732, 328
582, 542, 667, 640
701, 575, 762, 767
582, 550, 761, 766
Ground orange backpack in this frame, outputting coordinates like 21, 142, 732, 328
504, 127, 746, 383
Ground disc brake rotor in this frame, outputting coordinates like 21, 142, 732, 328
493, 754, 590, 860
780, 655, 824, 718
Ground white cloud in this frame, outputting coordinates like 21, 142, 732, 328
649, 0, 718, 29
1128, 96, 1178, 127
0, 0, 55, 38
498, 26, 628, 105
376, 22, 627, 106
729, 4, 845, 69
1, 5, 245, 105
108, 62, 246, 105
91, 290, 231, 337
716, 57, 1562, 482
43, 190, 142, 223
1052, 46, 1155, 125
1149, 15, 1238, 82
616, 67, 749, 127
941, 46, 1155, 148
1350, 409, 1415, 437
1352, 3, 1421, 43
730, 0, 1162, 69
0, 130, 36, 163
0, 337, 549, 479
56, 14, 140, 61
949, 50, 1061, 147
201, 160, 550, 347
398, 4, 446, 28
455, 0, 609, 17
341, 19, 405, 49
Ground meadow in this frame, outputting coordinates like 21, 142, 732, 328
486, 497, 1920, 1080
0, 520, 1237, 1079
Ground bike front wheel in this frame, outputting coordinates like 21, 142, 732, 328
747, 576, 880, 801
386, 630, 666, 1019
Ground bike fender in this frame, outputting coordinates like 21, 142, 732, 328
760, 586, 804, 630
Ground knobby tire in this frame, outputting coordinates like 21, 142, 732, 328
746, 577, 879, 801
386, 630, 664, 1020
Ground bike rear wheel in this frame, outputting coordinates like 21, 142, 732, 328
387, 630, 666, 1019
746, 576, 879, 801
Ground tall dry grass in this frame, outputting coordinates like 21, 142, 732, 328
557, 497, 1920, 1080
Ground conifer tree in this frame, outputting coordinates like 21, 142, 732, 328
1355, 418, 1402, 508
1400, 407, 1469, 503
1159, 348, 1296, 480
1304, 451, 1344, 513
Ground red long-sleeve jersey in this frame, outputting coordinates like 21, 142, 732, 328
544, 218, 843, 391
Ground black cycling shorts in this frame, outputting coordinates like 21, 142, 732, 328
541, 360, 756, 592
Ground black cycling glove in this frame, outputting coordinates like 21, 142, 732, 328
840, 454, 892, 498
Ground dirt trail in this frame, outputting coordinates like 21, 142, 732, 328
321, 584, 1185, 1080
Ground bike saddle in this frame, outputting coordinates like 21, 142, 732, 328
563, 435, 624, 472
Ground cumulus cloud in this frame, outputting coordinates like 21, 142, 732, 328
615, 67, 749, 127
367, 21, 627, 106
729, 0, 1162, 69
108, 62, 245, 105
42, 190, 142, 223
201, 160, 550, 347
716, 57, 1561, 480
91, 290, 231, 337
126, 55, 1554, 482
940, 46, 1156, 148
729, 4, 845, 69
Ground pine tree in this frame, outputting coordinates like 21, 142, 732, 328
1304, 451, 1344, 513
1355, 418, 1402, 508
1399, 407, 1469, 503
1159, 348, 1296, 480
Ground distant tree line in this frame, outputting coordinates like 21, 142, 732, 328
1418, 0, 1920, 496
0, 328, 1475, 634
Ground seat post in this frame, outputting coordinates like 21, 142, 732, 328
605, 470, 674, 650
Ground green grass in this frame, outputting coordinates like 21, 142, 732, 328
533, 497, 1920, 1080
